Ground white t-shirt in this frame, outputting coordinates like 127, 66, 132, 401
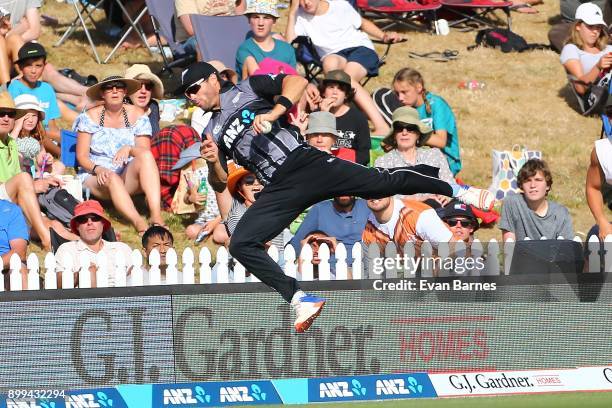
595, 138, 612, 185
560, 44, 612, 74
295, 0, 374, 58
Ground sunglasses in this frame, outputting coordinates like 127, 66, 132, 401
75, 214, 103, 224
101, 82, 127, 92
445, 218, 474, 228
140, 81, 154, 91
241, 174, 257, 186
0, 110, 16, 118
184, 78, 205, 99
393, 122, 420, 133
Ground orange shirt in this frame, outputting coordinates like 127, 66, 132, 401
362, 198, 452, 253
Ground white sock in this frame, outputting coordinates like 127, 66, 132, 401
291, 290, 306, 306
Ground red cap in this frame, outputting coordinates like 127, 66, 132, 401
70, 200, 111, 234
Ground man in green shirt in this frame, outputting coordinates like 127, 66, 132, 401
0, 90, 61, 251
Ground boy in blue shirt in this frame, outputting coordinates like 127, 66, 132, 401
9, 42, 62, 156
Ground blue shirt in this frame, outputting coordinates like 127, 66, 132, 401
236, 38, 297, 76
416, 92, 462, 176
290, 198, 370, 262
8, 79, 61, 128
0, 200, 29, 257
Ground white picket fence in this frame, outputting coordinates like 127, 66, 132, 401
0, 235, 610, 291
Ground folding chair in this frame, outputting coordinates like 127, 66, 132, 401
440, 0, 512, 31
146, 0, 196, 76
54, 0, 106, 64
356, 0, 441, 32
104, 0, 155, 63
190, 15, 251, 70
291, 36, 392, 86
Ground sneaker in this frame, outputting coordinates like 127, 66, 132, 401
293, 295, 326, 333
456, 185, 495, 211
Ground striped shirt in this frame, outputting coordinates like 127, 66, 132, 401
205, 75, 303, 185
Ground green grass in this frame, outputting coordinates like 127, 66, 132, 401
258, 392, 612, 408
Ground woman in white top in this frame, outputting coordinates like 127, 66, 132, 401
586, 136, 612, 240
560, 3, 612, 109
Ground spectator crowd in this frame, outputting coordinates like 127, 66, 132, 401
0, 0, 610, 290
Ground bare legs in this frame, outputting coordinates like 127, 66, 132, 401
83, 151, 163, 233
3, 173, 51, 250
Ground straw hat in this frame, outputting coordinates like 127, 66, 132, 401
86, 75, 141, 100
125, 64, 164, 99
0, 91, 26, 119
381, 106, 432, 148
14, 94, 45, 121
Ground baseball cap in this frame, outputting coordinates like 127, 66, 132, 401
575, 3, 606, 27
178, 62, 219, 94
437, 200, 479, 230
16, 42, 46, 64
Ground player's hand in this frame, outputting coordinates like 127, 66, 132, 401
253, 112, 277, 134
200, 133, 219, 163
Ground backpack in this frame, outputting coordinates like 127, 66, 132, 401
468, 28, 550, 53
38, 187, 80, 227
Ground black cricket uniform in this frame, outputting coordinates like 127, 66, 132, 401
205, 74, 453, 302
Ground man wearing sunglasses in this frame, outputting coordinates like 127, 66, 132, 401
438, 200, 479, 244
180, 61, 495, 333
55, 200, 132, 288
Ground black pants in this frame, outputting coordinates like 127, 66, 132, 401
228, 146, 454, 302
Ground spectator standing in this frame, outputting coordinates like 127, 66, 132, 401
500, 159, 574, 241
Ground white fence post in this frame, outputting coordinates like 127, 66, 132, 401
9, 253, 22, 291
335, 243, 348, 280
284, 245, 297, 279
318, 243, 331, 281
165, 248, 179, 285
233, 260, 246, 283
605, 235, 612, 273
503, 238, 515, 275
351, 242, 362, 280
0, 257, 3, 292
198, 248, 211, 284
149, 249, 161, 285
421, 241, 433, 277
403, 242, 416, 278
129, 250, 144, 286
300, 244, 313, 281
587, 235, 601, 273
44, 252, 57, 289
384, 241, 398, 279
26, 253, 39, 290
215, 247, 229, 283
485, 239, 500, 276
182, 248, 195, 284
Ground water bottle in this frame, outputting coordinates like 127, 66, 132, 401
198, 177, 208, 195
458, 80, 486, 90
